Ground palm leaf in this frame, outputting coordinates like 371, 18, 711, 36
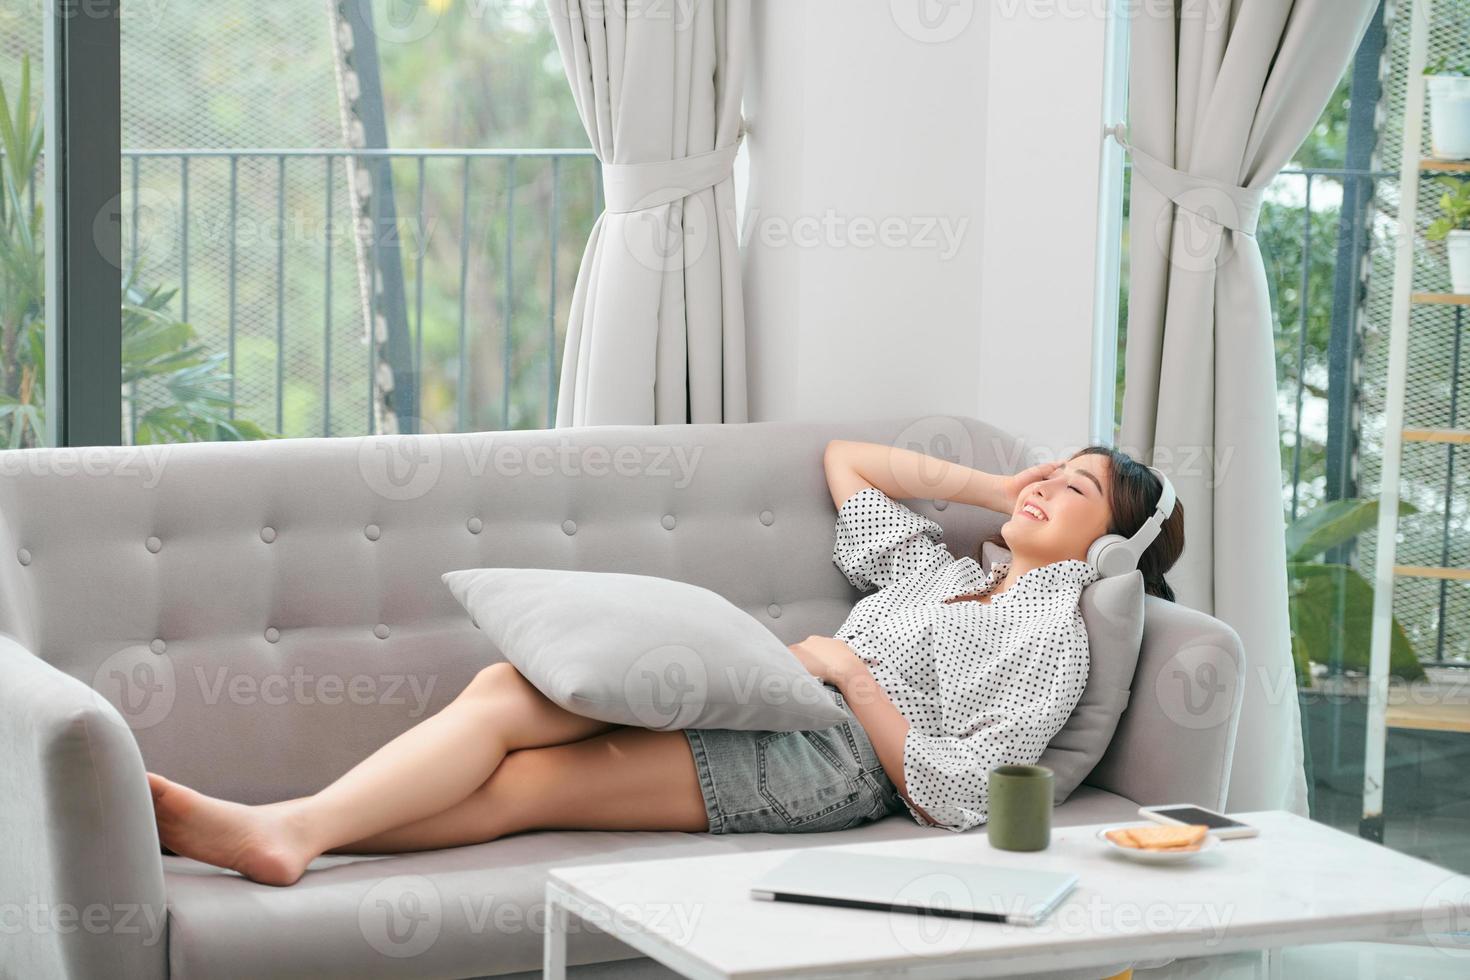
1287, 561, 1423, 682
1285, 498, 1416, 562
0, 68, 22, 187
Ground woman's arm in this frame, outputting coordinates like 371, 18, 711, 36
788, 636, 936, 824
812, 627, 1088, 834
834, 658, 937, 825
823, 439, 1056, 515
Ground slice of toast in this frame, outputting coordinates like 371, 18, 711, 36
1104, 823, 1209, 851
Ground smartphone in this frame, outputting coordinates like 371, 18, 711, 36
1137, 804, 1259, 839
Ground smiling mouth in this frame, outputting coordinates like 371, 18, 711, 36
1018, 501, 1048, 522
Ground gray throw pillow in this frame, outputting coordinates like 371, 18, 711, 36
981, 543, 1145, 803
442, 568, 849, 732
1042, 571, 1145, 802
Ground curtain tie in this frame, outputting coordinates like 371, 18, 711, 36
1107, 124, 1264, 236
601, 132, 744, 215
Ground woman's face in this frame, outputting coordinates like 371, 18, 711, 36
1000, 453, 1114, 564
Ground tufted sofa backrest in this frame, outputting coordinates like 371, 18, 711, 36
0, 415, 1029, 803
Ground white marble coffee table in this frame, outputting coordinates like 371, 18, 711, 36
543, 810, 1470, 979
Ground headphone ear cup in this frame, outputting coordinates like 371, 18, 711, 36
1087, 534, 1131, 577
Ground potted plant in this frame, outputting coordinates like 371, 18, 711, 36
1285, 498, 1423, 687
1428, 176, 1470, 295
1426, 57, 1470, 159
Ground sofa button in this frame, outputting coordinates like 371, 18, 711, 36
374, 623, 391, 640
467, 517, 483, 535
16, 548, 30, 566
934, 499, 949, 511
661, 514, 677, 530
145, 536, 162, 554
260, 526, 277, 544
561, 519, 577, 536
265, 627, 280, 644
767, 603, 781, 618
759, 509, 774, 526
149, 638, 167, 655
364, 524, 381, 541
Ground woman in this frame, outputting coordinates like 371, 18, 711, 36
147, 439, 1184, 886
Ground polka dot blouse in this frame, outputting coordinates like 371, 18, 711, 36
831, 486, 1099, 833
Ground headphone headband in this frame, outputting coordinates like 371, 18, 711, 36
1130, 465, 1176, 550
1146, 465, 1176, 523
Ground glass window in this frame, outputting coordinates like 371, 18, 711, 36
118, 0, 592, 443
1119, 5, 1469, 873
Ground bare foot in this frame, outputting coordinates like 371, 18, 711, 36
147, 773, 317, 886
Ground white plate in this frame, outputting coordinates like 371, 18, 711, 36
1095, 825, 1221, 864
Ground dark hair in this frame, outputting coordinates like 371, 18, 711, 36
979, 446, 1186, 601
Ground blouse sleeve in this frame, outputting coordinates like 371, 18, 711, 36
898, 618, 1091, 833
831, 486, 953, 592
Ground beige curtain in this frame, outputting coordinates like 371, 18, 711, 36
547, 0, 749, 426
1122, 0, 1378, 813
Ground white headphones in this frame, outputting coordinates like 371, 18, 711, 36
1085, 465, 1177, 578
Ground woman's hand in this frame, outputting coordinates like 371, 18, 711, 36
787, 635, 862, 686
1000, 458, 1064, 512
825, 439, 1069, 516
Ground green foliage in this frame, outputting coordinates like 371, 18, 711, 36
1291, 68, 1352, 170
0, 55, 46, 448
1264, 43, 1470, 676
123, 282, 274, 443
1425, 55, 1470, 77
376, 1, 587, 151
371, 0, 592, 433
0, 2, 594, 437
1285, 498, 1407, 563
1285, 499, 1425, 685
1427, 176, 1470, 240
0, 55, 273, 447
1260, 192, 1345, 503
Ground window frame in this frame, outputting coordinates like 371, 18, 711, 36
42, 0, 122, 447
1090, 0, 1129, 447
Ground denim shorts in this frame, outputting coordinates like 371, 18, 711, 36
682, 683, 909, 834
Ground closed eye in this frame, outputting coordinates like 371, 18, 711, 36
1069, 484, 1083, 494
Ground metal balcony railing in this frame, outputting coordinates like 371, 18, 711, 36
119, 147, 601, 438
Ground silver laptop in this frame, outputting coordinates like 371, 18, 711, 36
749, 849, 1077, 927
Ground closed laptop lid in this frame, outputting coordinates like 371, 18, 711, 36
749, 849, 1078, 926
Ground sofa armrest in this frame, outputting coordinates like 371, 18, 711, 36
0, 636, 168, 980
1083, 597, 1246, 810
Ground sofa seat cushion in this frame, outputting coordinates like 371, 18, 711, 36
161, 785, 1139, 979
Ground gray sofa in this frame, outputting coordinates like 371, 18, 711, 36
0, 414, 1245, 980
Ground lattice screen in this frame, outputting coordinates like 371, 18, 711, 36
1357, 0, 1470, 667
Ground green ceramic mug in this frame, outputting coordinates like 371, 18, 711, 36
987, 764, 1054, 851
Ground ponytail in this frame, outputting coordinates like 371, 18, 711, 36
1143, 569, 1175, 602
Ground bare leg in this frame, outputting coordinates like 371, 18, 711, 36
147, 663, 616, 885
328, 725, 708, 853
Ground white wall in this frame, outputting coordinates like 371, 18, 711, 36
743, 0, 1116, 460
